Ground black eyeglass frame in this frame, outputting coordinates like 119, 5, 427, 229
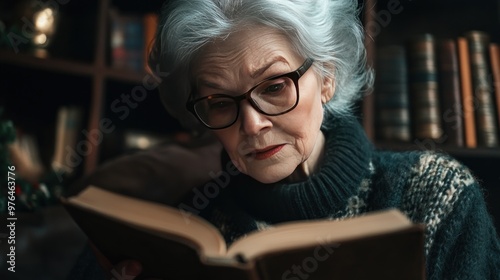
186, 58, 314, 129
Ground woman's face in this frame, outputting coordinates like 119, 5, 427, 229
192, 26, 333, 183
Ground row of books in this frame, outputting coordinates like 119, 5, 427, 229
109, 9, 158, 73
17, 106, 170, 178
11, 106, 85, 182
375, 31, 500, 148
2, 106, 84, 212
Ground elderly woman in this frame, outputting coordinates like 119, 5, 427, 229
69, 0, 500, 279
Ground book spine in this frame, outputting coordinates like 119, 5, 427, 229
489, 43, 500, 143
9, 131, 44, 184
437, 39, 464, 147
457, 37, 477, 148
407, 34, 443, 140
465, 31, 499, 147
52, 106, 83, 173
110, 10, 144, 72
110, 10, 127, 70
375, 45, 411, 142
52, 106, 69, 171
123, 16, 144, 72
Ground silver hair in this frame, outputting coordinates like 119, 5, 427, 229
149, 0, 373, 130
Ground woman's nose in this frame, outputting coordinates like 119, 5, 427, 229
239, 101, 272, 136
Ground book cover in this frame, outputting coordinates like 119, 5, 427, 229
375, 45, 411, 142
407, 34, 443, 141
437, 39, 464, 147
63, 186, 426, 280
465, 31, 499, 147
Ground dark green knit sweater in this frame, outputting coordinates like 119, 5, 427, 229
193, 115, 500, 280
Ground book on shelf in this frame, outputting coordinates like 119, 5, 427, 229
465, 31, 499, 147
52, 106, 83, 174
62, 186, 426, 280
374, 30, 500, 148
407, 33, 443, 141
109, 9, 159, 73
9, 131, 44, 184
375, 45, 411, 142
110, 9, 144, 72
457, 36, 477, 148
437, 39, 464, 147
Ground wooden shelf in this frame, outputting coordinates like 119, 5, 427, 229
0, 49, 95, 77
375, 141, 500, 159
439, 147, 500, 159
104, 68, 149, 84
369, 0, 500, 160
0, 48, 152, 84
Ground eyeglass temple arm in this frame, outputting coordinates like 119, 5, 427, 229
296, 58, 314, 76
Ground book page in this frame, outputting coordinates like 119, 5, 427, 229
227, 209, 413, 260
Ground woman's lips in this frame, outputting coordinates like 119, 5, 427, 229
251, 144, 285, 160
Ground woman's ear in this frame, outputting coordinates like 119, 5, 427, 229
321, 76, 334, 104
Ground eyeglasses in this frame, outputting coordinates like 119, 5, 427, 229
186, 58, 314, 129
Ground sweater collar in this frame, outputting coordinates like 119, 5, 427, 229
225, 114, 374, 224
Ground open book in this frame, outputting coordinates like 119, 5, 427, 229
63, 185, 425, 280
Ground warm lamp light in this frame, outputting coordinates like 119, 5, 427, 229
32, 7, 56, 48
136, 137, 151, 149
33, 33, 47, 45
34, 8, 55, 34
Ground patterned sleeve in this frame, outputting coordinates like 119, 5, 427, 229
401, 152, 500, 279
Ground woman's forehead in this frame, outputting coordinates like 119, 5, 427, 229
192, 27, 301, 77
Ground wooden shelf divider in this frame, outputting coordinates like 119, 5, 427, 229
0, 49, 94, 77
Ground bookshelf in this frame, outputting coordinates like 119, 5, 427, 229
0, 0, 183, 178
364, 0, 500, 228
1, 0, 499, 219
364, 0, 500, 147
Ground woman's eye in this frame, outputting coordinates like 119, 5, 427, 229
263, 82, 285, 94
209, 100, 232, 109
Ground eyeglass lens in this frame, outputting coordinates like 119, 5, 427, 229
193, 76, 297, 128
